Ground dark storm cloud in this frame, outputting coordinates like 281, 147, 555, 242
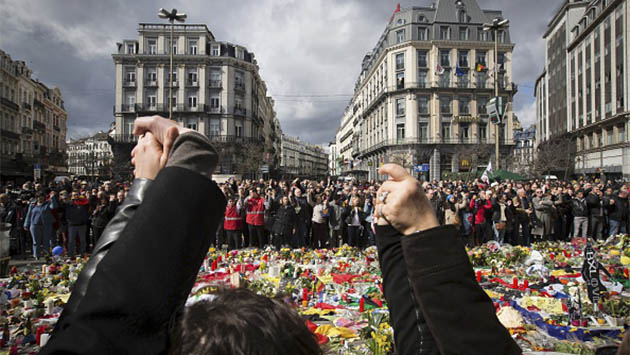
0, 0, 561, 143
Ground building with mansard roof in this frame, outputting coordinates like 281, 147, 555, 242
331, 0, 517, 181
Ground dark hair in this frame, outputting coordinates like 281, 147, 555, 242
169, 288, 321, 355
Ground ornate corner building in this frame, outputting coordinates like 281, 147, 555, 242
332, 0, 517, 181
111, 23, 281, 177
0, 49, 68, 182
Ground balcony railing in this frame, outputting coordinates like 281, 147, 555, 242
22, 126, 33, 134
186, 80, 199, 87
53, 125, 60, 132
1, 129, 20, 140
234, 83, 245, 91
22, 102, 32, 110
123, 79, 136, 87
33, 121, 46, 131
33, 98, 45, 109
207, 135, 262, 144
145, 79, 158, 87
1, 97, 19, 111
186, 105, 203, 112
234, 107, 247, 116
205, 106, 223, 114
115, 104, 136, 112
209, 80, 222, 88
110, 134, 138, 143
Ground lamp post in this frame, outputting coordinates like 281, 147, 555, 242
483, 17, 509, 170
158, 8, 186, 120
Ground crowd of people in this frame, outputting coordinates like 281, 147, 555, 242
2, 172, 630, 259
0, 180, 129, 259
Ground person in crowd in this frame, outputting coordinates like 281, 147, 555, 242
23, 190, 57, 259
532, 189, 555, 241
572, 190, 589, 238
343, 196, 365, 247
310, 195, 329, 248
60, 191, 91, 258
327, 194, 344, 248
605, 189, 628, 237
470, 191, 492, 246
91, 192, 117, 245
223, 194, 244, 250
515, 188, 533, 245
291, 187, 312, 248
587, 186, 606, 240
271, 196, 297, 250
245, 188, 266, 248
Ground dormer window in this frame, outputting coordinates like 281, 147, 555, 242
397, 18, 405, 25
418, 14, 427, 22
458, 10, 468, 23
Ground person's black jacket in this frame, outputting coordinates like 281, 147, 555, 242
571, 198, 589, 217
272, 204, 297, 236
376, 224, 520, 355
586, 193, 605, 218
292, 196, 312, 225
605, 195, 628, 222
41, 132, 226, 355
91, 201, 117, 229
62, 200, 90, 226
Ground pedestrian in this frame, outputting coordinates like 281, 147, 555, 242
571, 190, 589, 238
271, 196, 296, 250
343, 196, 365, 247
23, 190, 57, 259
61, 191, 91, 258
311, 195, 329, 248
245, 188, 265, 248
223, 195, 243, 250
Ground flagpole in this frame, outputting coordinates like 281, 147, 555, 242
494, 26, 500, 171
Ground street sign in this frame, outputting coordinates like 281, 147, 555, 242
259, 165, 269, 173
487, 96, 506, 124
414, 164, 429, 173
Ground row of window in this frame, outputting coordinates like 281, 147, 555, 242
124, 68, 239, 86
395, 26, 507, 44
577, 125, 626, 150
123, 90, 243, 110
396, 49, 494, 70
392, 121, 504, 141
393, 95, 498, 116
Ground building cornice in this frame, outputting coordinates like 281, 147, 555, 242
567, 0, 622, 51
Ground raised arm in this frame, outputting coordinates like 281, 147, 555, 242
374, 164, 520, 355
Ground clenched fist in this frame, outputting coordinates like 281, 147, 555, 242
374, 164, 439, 235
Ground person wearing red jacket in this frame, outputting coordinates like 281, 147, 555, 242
469, 191, 492, 246
224, 196, 243, 250
245, 189, 265, 248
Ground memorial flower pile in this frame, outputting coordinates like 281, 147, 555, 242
0, 235, 628, 354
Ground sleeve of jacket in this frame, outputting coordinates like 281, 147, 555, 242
23, 203, 32, 228
400, 225, 521, 355
375, 225, 438, 355
41, 168, 225, 355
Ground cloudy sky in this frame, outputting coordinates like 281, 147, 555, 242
0, 0, 560, 145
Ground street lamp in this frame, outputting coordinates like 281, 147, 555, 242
483, 17, 509, 171
158, 8, 186, 120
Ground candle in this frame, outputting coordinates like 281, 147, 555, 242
302, 288, 308, 302
512, 277, 518, 288
39, 333, 50, 347
359, 297, 365, 312
476, 271, 482, 282
523, 280, 529, 290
